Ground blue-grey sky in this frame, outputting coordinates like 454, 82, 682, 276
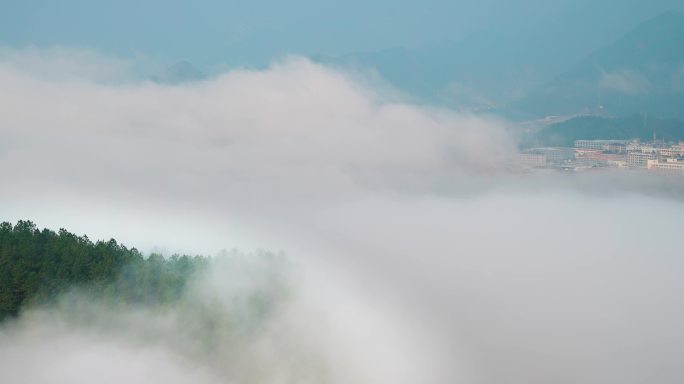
2, 0, 682, 66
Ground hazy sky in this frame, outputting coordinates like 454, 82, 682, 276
2, 0, 683, 65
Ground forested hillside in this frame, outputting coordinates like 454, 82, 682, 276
529, 114, 684, 147
0, 220, 209, 321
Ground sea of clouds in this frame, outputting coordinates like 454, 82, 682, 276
1, 47, 683, 384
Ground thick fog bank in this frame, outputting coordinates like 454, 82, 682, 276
1, 48, 683, 384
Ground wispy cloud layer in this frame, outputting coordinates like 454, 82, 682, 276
600, 68, 652, 94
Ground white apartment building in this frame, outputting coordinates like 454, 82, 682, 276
646, 158, 684, 172
575, 140, 628, 151
627, 152, 656, 168
517, 153, 547, 168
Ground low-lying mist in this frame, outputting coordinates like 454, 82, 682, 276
0, 250, 447, 384
1, 48, 683, 384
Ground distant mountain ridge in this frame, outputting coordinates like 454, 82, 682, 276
151, 60, 206, 84
312, 30, 564, 110
514, 11, 684, 119
315, 11, 684, 120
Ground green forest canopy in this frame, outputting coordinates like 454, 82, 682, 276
0, 220, 209, 321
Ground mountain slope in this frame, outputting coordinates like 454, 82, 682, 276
313, 30, 566, 110
531, 114, 684, 147
514, 11, 684, 119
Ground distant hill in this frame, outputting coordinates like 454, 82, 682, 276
514, 11, 684, 119
313, 31, 565, 110
531, 114, 684, 147
151, 61, 206, 84
314, 11, 684, 118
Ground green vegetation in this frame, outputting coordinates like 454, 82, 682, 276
0, 220, 209, 321
530, 115, 684, 147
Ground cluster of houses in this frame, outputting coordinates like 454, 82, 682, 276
519, 139, 684, 172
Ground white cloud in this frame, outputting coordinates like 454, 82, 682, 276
0, 46, 146, 83
2, 48, 684, 384
672, 65, 684, 92
599, 69, 651, 94
0, 52, 516, 227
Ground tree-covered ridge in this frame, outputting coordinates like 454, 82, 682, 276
0, 220, 209, 321
529, 114, 684, 147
